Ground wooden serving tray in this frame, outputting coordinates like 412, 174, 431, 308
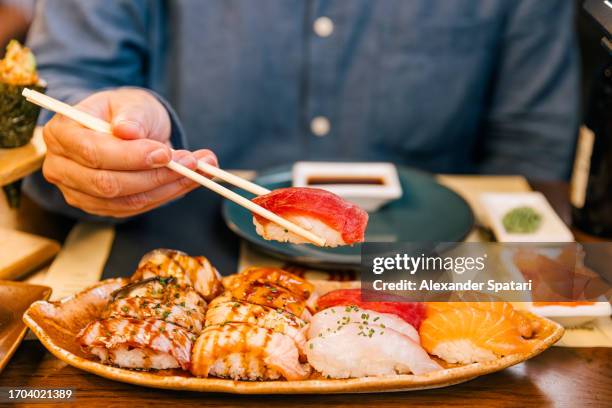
23, 279, 564, 394
0, 127, 45, 187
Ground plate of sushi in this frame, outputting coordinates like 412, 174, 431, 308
223, 165, 474, 269
23, 249, 564, 394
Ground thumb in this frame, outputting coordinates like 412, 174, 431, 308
112, 107, 150, 140
110, 90, 171, 142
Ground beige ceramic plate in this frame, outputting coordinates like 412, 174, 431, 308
23, 279, 564, 394
1, 280, 51, 373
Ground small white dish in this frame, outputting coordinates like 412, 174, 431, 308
501, 248, 611, 327
479, 192, 574, 242
527, 302, 611, 327
292, 162, 402, 212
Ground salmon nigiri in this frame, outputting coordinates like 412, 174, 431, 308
251, 187, 368, 247
426, 298, 533, 338
419, 308, 532, 365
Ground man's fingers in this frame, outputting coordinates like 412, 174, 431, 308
58, 172, 200, 218
56, 149, 218, 217
43, 150, 198, 198
194, 148, 219, 168
45, 117, 172, 170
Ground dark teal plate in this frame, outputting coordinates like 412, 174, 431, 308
222, 165, 474, 270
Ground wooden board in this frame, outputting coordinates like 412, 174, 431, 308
436, 175, 531, 223
42, 222, 115, 301
0, 228, 60, 280
0, 127, 45, 187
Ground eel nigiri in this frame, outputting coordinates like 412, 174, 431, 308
191, 323, 310, 380
77, 318, 194, 370
206, 298, 308, 354
305, 306, 441, 378
226, 266, 315, 299
104, 296, 206, 334
219, 278, 313, 320
225, 266, 318, 311
251, 187, 368, 247
105, 277, 207, 333
419, 307, 533, 364
132, 249, 223, 301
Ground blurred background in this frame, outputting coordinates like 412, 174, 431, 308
0, 1, 606, 101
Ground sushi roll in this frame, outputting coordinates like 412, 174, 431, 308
305, 306, 441, 378
251, 187, 368, 247
0, 40, 45, 148
191, 323, 310, 380
77, 318, 194, 370
419, 307, 533, 365
132, 249, 223, 301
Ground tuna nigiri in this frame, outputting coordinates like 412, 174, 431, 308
251, 187, 368, 247
317, 289, 427, 329
419, 307, 532, 365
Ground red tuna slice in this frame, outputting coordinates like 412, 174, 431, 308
317, 289, 426, 329
252, 187, 368, 244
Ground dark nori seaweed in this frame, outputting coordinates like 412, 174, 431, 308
0, 82, 45, 148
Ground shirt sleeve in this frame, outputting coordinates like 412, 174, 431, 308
476, 0, 580, 180
22, 0, 186, 220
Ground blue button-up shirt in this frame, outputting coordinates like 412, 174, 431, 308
24, 0, 579, 219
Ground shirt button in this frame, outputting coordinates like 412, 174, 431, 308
313, 16, 334, 38
311, 116, 331, 137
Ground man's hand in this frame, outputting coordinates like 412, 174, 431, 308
42, 88, 217, 217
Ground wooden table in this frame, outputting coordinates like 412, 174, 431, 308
1, 181, 611, 407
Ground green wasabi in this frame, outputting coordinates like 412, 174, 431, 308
502, 206, 542, 234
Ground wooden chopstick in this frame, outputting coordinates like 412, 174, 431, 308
22, 89, 326, 247
196, 161, 270, 196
